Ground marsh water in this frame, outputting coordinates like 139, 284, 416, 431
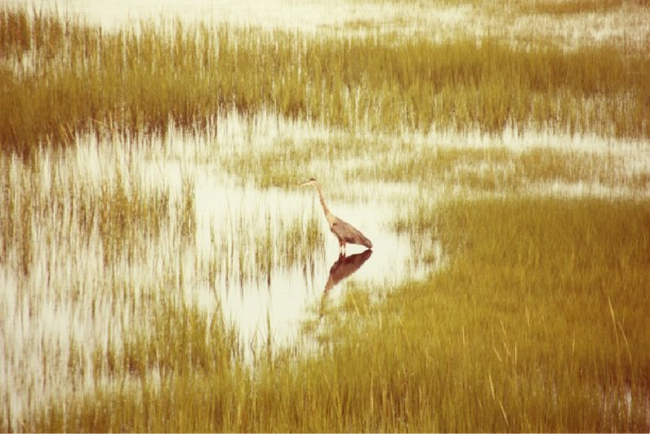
0, 115, 443, 421
191, 166, 434, 345
1, 117, 646, 427
2, 0, 649, 428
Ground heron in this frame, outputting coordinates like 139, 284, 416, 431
299, 178, 373, 255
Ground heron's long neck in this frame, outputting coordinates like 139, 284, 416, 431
314, 183, 333, 220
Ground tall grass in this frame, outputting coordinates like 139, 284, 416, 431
520, 0, 626, 15
0, 134, 335, 431
362, 145, 648, 195
207, 202, 325, 287
0, 142, 199, 432
2, 3, 649, 432
1, 7, 648, 156
0, 147, 172, 274
28, 197, 650, 432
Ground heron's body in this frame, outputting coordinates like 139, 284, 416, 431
300, 178, 373, 255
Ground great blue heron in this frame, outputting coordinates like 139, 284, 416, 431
299, 178, 373, 255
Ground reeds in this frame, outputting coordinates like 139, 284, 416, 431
207, 203, 325, 287
0, 141, 198, 431
365, 145, 648, 196
0, 148, 170, 273
520, 0, 626, 15
27, 197, 650, 432
2, 3, 649, 432
1, 7, 648, 157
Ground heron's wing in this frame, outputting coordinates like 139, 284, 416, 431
331, 219, 373, 248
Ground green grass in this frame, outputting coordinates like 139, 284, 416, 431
25, 197, 650, 432
1, 7, 648, 157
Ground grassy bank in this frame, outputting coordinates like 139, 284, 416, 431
1, 7, 648, 156
27, 197, 650, 432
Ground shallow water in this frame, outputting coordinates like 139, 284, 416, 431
4, 0, 648, 52
2, 119, 648, 430
0, 125, 440, 424
191, 171, 431, 348
2, 107, 649, 422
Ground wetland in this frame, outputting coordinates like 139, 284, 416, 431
1, 0, 649, 431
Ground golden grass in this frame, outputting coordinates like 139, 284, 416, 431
2, 2, 649, 432
1, 7, 648, 157
25, 197, 650, 432
363, 145, 648, 195
522, 0, 625, 15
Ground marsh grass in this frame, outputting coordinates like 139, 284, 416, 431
0, 141, 200, 431
0, 147, 172, 273
99, 296, 240, 383
365, 145, 648, 195
29, 197, 650, 432
1, 7, 648, 157
221, 135, 391, 189
3, 2, 650, 432
0, 129, 334, 430
207, 204, 325, 287
36, 296, 247, 433
521, 0, 626, 15
305, 198, 650, 431
97, 168, 172, 267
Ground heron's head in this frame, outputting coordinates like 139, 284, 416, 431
298, 177, 318, 188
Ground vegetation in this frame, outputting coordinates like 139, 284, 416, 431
27, 198, 650, 432
0, 147, 172, 274
1, 1, 649, 432
520, 0, 628, 15
366, 146, 648, 193
209, 203, 325, 286
1, 7, 648, 157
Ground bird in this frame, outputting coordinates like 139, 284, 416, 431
299, 178, 373, 255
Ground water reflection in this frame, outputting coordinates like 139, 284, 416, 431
320, 249, 373, 318
0, 124, 433, 427
192, 163, 428, 352
325, 250, 373, 293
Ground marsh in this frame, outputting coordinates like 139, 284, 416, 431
1, 0, 649, 431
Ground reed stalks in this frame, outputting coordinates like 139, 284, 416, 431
26, 197, 650, 432
1, 7, 648, 157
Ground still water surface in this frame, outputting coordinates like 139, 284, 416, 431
0, 122, 440, 423
190, 156, 433, 348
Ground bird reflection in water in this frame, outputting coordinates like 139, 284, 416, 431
320, 249, 373, 318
